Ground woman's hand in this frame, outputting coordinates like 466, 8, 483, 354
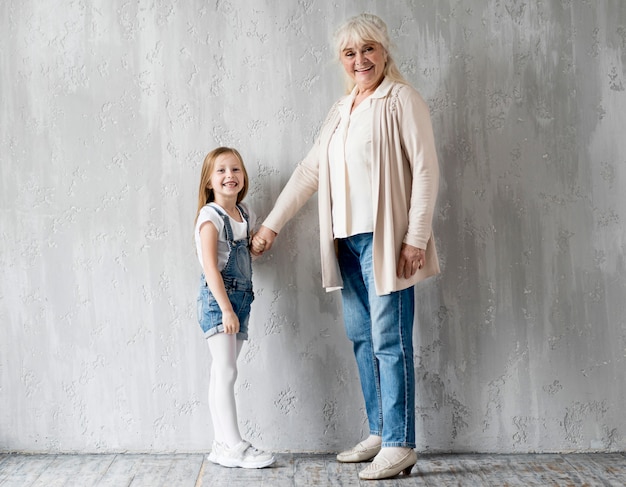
222, 309, 240, 334
251, 225, 277, 256
397, 243, 425, 279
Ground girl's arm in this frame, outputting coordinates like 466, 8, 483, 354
199, 221, 239, 334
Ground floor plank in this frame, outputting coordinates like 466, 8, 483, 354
158, 454, 204, 486
27, 455, 115, 487
94, 454, 204, 487
417, 454, 486, 486
1, 452, 626, 486
0, 454, 58, 487
565, 453, 626, 487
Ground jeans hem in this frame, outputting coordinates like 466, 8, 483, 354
381, 442, 416, 449
204, 325, 248, 341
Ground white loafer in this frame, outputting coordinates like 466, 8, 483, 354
358, 448, 417, 480
336, 440, 382, 463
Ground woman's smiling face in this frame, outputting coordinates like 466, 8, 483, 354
340, 40, 387, 94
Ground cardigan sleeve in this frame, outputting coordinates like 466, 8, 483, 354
396, 85, 439, 250
263, 101, 341, 234
262, 137, 321, 234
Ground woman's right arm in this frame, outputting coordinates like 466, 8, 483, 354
253, 141, 322, 253
254, 100, 341, 254
199, 221, 239, 334
264, 148, 320, 231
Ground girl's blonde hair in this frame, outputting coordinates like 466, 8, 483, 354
194, 147, 249, 227
333, 13, 409, 93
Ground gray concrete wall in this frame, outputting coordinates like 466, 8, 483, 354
1, 0, 625, 454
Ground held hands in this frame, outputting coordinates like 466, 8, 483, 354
251, 225, 278, 256
397, 243, 425, 279
250, 235, 266, 255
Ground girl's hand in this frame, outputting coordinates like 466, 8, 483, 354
222, 310, 240, 334
251, 226, 277, 256
251, 233, 266, 254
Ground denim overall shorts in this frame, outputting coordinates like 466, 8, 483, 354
197, 204, 254, 341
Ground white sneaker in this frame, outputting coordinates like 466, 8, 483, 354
208, 440, 275, 469
207, 441, 222, 465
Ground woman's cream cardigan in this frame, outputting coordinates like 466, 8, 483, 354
263, 77, 440, 296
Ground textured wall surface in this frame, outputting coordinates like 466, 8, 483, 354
1, 0, 625, 454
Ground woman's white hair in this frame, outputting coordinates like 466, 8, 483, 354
333, 13, 408, 93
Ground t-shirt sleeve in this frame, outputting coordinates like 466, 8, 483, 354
196, 205, 224, 239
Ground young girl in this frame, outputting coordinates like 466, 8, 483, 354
194, 147, 274, 469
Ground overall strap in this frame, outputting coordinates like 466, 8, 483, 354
208, 203, 249, 242
207, 203, 234, 243
236, 203, 251, 238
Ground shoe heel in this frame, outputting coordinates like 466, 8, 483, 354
402, 463, 415, 476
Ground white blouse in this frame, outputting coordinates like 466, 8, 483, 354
328, 92, 374, 239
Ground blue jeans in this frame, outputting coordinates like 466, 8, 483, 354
337, 233, 416, 448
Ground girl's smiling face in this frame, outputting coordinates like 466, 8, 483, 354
340, 40, 387, 94
208, 152, 245, 200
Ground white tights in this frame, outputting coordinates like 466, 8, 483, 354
207, 333, 244, 448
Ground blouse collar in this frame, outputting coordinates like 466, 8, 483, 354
339, 76, 394, 111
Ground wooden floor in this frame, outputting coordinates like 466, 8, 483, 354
1, 452, 625, 486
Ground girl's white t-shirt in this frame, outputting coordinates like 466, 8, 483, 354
195, 202, 256, 271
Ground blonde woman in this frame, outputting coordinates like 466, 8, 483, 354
253, 13, 440, 480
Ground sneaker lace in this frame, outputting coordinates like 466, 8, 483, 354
245, 445, 266, 457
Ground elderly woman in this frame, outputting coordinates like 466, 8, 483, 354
253, 13, 440, 480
